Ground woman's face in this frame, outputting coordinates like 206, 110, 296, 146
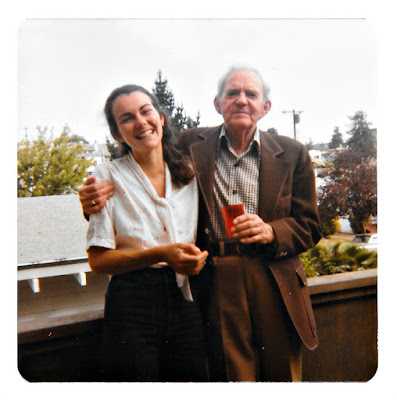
112, 91, 165, 158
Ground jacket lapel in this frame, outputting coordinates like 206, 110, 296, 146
258, 131, 291, 222
189, 126, 222, 219
190, 127, 291, 223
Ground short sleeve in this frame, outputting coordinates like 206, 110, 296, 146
85, 165, 116, 250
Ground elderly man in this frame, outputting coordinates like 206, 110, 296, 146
79, 66, 322, 382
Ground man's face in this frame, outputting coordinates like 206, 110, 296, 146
214, 70, 271, 135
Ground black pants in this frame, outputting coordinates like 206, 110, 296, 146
102, 267, 208, 382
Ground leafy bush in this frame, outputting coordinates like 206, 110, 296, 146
301, 242, 377, 277
320, 218, 341, 238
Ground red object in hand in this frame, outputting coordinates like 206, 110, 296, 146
222, 204, 244, 238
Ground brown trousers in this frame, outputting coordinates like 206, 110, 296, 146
206, 255, 302, 382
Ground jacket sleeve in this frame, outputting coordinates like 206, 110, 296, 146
269, 144, 322, 259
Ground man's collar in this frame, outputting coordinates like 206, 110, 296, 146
218, 124, 261, 151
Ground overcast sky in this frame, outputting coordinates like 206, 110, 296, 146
18, 19, 377, 145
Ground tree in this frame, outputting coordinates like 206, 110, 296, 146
186, 112, 201, 129
18, 126, 94, 197
152, 69, 200, 134
318, 152, 377, 234
346, 110, 376, 156
152, 69, 175, 117
105, 136, 123, 161
329, 127, 343, 149
317, 111, 377, 235
267, 127, 279, 135
305, 138, 314, 151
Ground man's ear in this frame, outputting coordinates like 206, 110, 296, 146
214, 96, 222, 114
261, 100, 272, 118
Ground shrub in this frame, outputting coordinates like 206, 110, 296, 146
301, 242, 377, 277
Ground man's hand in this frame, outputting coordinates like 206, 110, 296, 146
165, 243, 208, 276
79, 175, 114, 215
231, 214, 275, 244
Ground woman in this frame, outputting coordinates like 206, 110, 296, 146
86, 84, 208, 382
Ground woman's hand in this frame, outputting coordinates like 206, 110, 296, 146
87, 243, 208, 276
79, 175, 114, 215
165, 243, 208, 276
231, 213, 275, 245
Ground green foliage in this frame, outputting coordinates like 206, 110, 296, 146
321, 218, 340, 238
348, 214, 368, 235
301, 242, 377, 277
18, 126, 95, 197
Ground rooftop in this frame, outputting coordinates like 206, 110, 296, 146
17, 194, 88, 266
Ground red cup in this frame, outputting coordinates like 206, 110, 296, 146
221, 204, 244, 238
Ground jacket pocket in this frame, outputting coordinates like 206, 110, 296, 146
295, 265, 317, 338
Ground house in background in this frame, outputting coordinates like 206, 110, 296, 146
79, 142, 111, 174
309, 149, 326, 163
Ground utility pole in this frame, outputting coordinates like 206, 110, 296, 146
282, 110, 303, 140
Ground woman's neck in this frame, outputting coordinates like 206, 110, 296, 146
133, 149, 166, 198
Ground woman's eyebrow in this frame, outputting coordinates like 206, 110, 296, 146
140, 103, 152, 111
117, 104, 152, 120
118, 112, 133, 120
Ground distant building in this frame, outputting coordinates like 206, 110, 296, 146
309, 149, 325, 162
79, 142, 111, 173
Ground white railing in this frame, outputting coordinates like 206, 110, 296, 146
17, 257, 92, 293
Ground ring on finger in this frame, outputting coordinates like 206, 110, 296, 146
91, 200, 96, 206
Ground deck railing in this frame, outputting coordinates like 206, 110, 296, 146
18, 261, 377, 382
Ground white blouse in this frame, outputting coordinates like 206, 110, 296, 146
86, 152, 199, 300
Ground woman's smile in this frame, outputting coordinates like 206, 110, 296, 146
136, 129, 155, 140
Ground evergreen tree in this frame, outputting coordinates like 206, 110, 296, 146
17, 126, 94, 197
329, 127, 343, 149
152, 70, 175, 118
346, 111, 376, 156
172, 104, 187, 132
152, 69, 200, 135
186, 111, 201, 129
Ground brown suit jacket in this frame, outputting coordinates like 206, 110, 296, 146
178, 125, 322, 350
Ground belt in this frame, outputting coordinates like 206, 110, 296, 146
210, 242, 262, 257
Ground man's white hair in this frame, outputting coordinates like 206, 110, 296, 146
216, 65, 271, 102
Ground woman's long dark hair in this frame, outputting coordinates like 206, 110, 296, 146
104, 84, 194, 187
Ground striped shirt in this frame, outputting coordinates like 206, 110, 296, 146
212, 126, 261, 242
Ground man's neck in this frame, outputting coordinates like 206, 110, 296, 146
224, 125, 257, 155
